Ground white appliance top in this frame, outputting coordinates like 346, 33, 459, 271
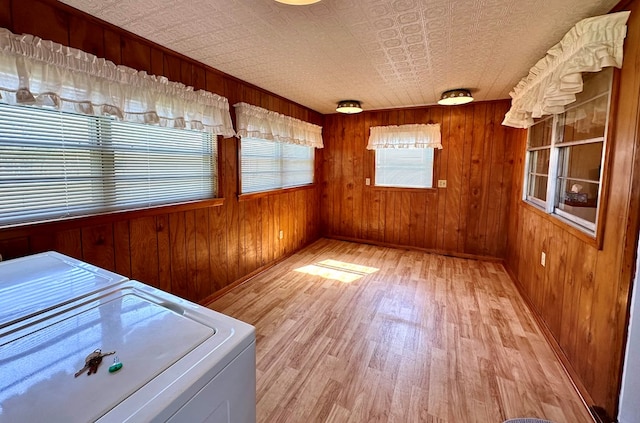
0, 252, 255, 423
0, 251, 127, 329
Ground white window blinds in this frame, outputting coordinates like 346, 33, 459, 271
0, 103, 215, 226
234, 102, 320, 194
375, 148, 434, 188
240, 138, 314, 194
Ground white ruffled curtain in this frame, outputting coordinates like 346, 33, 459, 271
233, 102, 323, 148
367, 123, 442, 150
0, 28, 236, 137
502, 11, 630, 129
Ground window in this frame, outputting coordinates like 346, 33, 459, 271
0, 103, 216, 227
240, 138, 314, 194
524, 68, 613, 235
375, 148, 434, 188
525, 116, 552, 206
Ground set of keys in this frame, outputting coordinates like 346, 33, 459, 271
74, 349, 122, 377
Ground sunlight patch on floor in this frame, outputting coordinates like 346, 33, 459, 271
294, 259, 379, 283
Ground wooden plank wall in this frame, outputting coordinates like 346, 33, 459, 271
0, 0, 323, 303
321, 100, 521, 260
504, 1, 640, 420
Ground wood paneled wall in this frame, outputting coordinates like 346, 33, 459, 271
0, 0, 323, 303
321, 101, 522, 259
504, 1, 640, 420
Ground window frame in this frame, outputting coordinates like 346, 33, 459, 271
522, 68, 616, 245
523, 115, 553, 209
0, 104, 223, 229
237, 137, 316, 199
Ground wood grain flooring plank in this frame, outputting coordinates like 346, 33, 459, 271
208, 239, 593, 423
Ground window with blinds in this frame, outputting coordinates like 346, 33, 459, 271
0, 103, 216, 227
375, 148, 434, 188
240, 138, 314, 194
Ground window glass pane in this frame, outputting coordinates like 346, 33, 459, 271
109, 121, 214, 209
0, 103, 215, 227
282, 143, 314, 188
556, 179, 599, 224
528, 176, 548, 201
575, 68, 613, 103
560, 69, 612, 144
555, 143, 602, 226
528, 117, 553, 148
375, 148, 434, 188
557, 143, 603, 183
527, 148, 549, 202
240, 138, 314, 194
530, 148, 550, 174
561, 94, 609, 143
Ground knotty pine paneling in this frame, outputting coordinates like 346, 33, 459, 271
321, 100, 520, 259
0, 0, 11, 29
0, 0, 323, 304
504, 1, 640, 419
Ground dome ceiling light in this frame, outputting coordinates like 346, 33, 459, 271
437, 89, 474, 106
336, 100, 363, 114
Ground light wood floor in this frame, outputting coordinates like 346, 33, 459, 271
208, 239, 594, 423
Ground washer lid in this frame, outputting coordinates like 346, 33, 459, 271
0, 290, 215, 423
0, 252, 127, 329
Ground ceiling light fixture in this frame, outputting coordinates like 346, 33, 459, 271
437, 89, 474, 106
336, 100, 363, 114
274, 0, 321, 5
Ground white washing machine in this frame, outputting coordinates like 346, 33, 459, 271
0, 251, 256, 423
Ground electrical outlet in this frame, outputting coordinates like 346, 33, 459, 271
437, 180, 447, 188
365, 178, 371, 186
541, 251, 546, 267
279, 230, 284, 240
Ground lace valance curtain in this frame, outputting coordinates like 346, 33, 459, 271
502, 11, 630, 129
233, 103, 324, 148
367, 123, 442, 150
233, 102, 323, 148
0, 28, 236, 137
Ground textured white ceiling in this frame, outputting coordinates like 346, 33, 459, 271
59, 0, 620, 114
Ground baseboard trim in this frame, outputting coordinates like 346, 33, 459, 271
199, 237, 322, 306
324, 234, 504, 263
502, 264, 601, 423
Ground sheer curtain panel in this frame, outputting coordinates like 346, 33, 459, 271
502, 11, 630, 129
0, 28, 235, 136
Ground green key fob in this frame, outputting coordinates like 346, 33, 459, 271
109, 357, 123, 373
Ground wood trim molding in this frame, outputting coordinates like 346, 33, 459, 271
199, 237, 321, 305
368, 186, 439, 194
238, 184, 316, 202
0, 198, 225, 239
502, 264, 600, 423
520, 200, 603, 249
325, 234, 504, 262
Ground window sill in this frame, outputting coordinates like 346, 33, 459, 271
0, 198, 225, 233
238, 184, 316, 202
521, 200, 602, 249
369, 185, 438, 193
